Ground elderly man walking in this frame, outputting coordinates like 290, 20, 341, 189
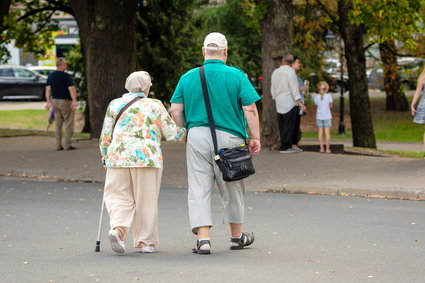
271, 54, 307, 153
170, 32, 261, 255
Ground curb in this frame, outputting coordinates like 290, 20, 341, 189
0, 171, 103, 184
259, 185, 425, 201
2, 170, 424, 201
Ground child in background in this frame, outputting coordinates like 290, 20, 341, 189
314, 81, 333, 153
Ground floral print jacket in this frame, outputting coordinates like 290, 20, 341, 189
99, 92, 186, 168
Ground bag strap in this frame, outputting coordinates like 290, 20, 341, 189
199, 66, 219, 155
112, 96, 140, 135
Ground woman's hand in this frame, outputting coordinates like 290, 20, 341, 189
411, 104, 417, 116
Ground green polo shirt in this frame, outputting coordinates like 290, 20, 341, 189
170, 59, 261, 138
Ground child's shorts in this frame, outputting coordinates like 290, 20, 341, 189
317, 119, 332, 128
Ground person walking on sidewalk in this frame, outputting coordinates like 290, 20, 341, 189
99, 71, 186, 254
314, 81, 333, 153
45, 58, 77, 151
170, 32, 261, 255
271, 54, 307, 153
410, 67, 425, 157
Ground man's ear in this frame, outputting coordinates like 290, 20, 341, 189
202, 47, 206, 57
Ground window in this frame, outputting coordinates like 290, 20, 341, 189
14, 68, 35, 78
0, 68, 14, 77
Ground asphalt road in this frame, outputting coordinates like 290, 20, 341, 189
1, 176, 424, 283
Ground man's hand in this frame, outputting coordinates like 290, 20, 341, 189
249, 138, 261, 156
71, 100, 77, 110
45, 101, 52, 110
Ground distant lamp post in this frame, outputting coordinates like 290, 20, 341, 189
325, 30, 345, 136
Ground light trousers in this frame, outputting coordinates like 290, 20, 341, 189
52, 99, 74, 149
103, 167, 163, 247
187, 127, 246, 234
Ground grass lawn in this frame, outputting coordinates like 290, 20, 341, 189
302, 96, 424, 143
0, 110, 49, 130
0, 109, 89, 137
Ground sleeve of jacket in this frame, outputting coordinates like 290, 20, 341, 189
157, 101, 186, 141
99, 102, 115, 163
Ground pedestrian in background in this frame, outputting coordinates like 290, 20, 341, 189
45, 57, 77, 151
99, 71, 186, 254
292, 56, 309, 142
170, 32, 261, 255
410, 67, 425, 158
271, 54, 307, 153
292, 56, 309, 104
314, 81, 333, 153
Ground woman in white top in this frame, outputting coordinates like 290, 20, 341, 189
314, 81, 333, 153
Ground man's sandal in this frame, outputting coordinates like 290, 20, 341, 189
192, 239, 211, 255
230, 232, 255, 250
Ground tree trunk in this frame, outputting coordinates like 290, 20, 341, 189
379, 40, 409, 111
0, 0, 11, 30
338, 0, 376, 148
259, 0, 293, 148
69, 0, 137, 138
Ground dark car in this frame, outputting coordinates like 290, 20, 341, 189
0, 65, 47, 100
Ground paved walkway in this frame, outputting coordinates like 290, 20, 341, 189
0, 136, 424, 200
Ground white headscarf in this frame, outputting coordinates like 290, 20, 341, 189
125, 71, 152, 94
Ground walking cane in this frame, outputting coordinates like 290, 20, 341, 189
95, 198, 105, 252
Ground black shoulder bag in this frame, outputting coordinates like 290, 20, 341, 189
199, 66, 255, 182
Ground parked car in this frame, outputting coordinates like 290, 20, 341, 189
0, 65, 47, 100
28, 66, 56, 77
368, 59, 424, 91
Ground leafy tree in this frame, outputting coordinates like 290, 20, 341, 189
315, 0, 376, 148
256, 0, 293, 148
136, 0, 200, 101
292, 3, 331, 94
351, 0, 425, 111
1, 0, 139, 138
337, 0, 376, 148
200, 0, 262, 82
0, 0, 71, 63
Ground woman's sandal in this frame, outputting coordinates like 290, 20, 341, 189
192, 239, 211, 255
230, 232, 255, 250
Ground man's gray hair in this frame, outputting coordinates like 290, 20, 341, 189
282, 54, 294, 64
56, 57, 67, 67
205, 48, 225, 56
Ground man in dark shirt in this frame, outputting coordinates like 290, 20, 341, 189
45, 58, 78, 150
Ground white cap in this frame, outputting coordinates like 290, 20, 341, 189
203, 32, 228, 50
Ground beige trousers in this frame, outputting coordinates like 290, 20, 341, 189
52, 99, 74, 149
103, 167, 163, 247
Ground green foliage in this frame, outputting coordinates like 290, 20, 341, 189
0, 0, 68, 63
66, 43, 87, 101
199, 0, 262, 88
293, 3, 331, 88
239, 0, 268, 34
136, 0, 201, 101
351, 0, 425, 46
0, 109, 49, 130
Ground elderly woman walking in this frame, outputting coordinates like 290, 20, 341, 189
99, 71, 186, 254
